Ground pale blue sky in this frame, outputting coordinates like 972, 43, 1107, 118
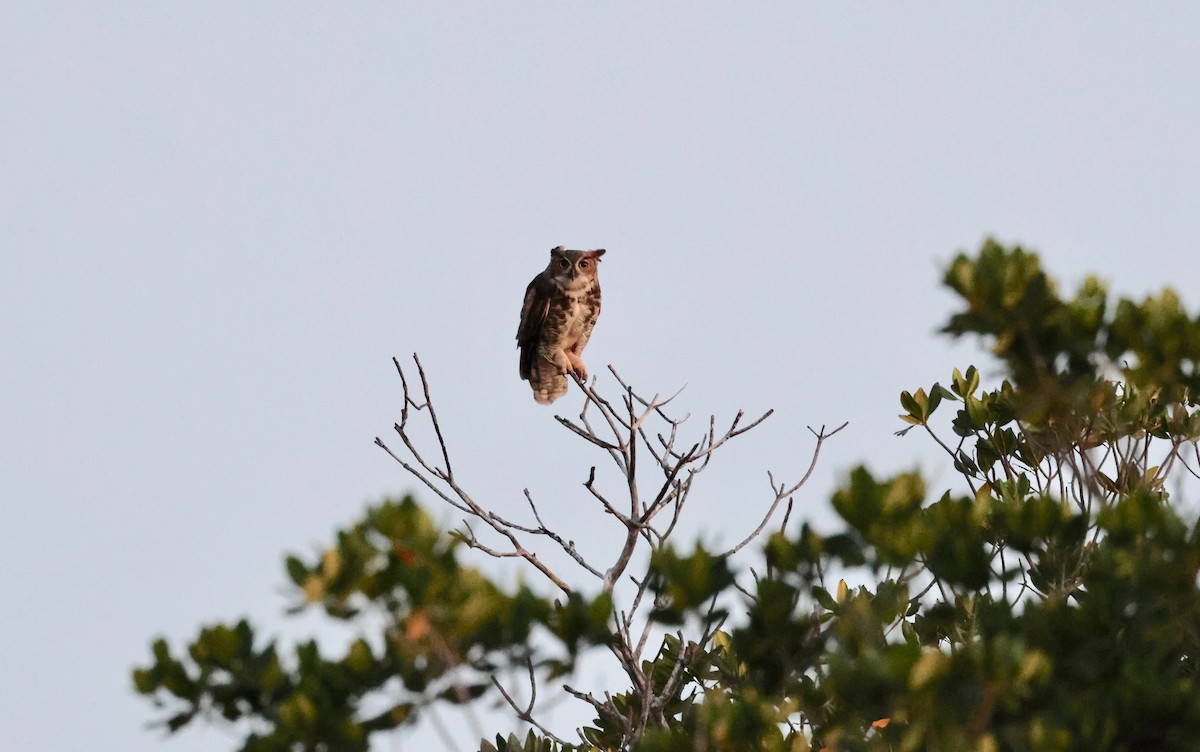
2, 4, 1199, 751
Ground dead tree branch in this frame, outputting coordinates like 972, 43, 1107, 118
376, 354, 845, 749
375, 354, 574, 595
720, 421, 849, 557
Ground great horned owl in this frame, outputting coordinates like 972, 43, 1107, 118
517, 246, 606, 404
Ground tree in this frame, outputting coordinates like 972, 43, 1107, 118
135, 239, 1200, 751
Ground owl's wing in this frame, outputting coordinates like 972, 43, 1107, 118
517, 274, 554, 380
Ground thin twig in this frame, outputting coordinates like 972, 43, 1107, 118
720, 422, 849, 557
489, 659, 568, 745
412, 354, 454, 479
555, 416, 620, 451
523, 489, 604, 579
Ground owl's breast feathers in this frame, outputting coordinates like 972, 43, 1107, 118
572, 283, 602, 341
516, 275, 601, 381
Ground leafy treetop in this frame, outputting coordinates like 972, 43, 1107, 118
135, 240, 1200, 752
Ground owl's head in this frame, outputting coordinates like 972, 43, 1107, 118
547, 246, 605, 284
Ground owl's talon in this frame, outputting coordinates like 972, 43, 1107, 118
565, 354, 588, 381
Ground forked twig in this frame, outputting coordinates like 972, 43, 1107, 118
376, 354, 572, 595
720, 421, 849, 557
491, 659, 567, 745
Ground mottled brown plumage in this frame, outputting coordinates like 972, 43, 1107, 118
517, 246, 605, 404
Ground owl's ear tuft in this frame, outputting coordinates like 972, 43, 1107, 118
591, 249, 606, 259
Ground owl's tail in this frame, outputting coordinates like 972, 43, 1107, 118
529, 362, 569, 405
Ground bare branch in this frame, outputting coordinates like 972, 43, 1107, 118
584, 467, 632, 525
609, 365, 687, 419
380, 358, 574, 595
720, 421, 849, 557
377, 353, 848, 748
523, 489, 604, 580
780, 496, 796, 533
374, 437, 472, 514
555, 415, 620, 451
411, 354, 454, 479
605, 526, 642, 594
490, 660, 567, 745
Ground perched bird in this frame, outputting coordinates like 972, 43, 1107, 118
517, 246, 606, 404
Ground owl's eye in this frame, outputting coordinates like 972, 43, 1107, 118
578, 260, 589, 269
558, 259, 570, 269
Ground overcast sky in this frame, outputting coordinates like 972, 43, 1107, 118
3, 4, 1199, 751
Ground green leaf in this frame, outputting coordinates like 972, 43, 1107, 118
131, 668, 155, 694
966, 394, 989, 428
813, 586, 837, 612
285, 555, 308, 587
165, 711, 195, 733
952, 366, 981, 397
927, 383, 956, 416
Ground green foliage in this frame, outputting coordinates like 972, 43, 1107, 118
136, 239, 1200, 751
482, 730, 566, 752
753, 240, 1200, 750
648, 544, 735, 624
133, 497, 609, 751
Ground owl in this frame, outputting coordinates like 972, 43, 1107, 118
517, 246, 606, 404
